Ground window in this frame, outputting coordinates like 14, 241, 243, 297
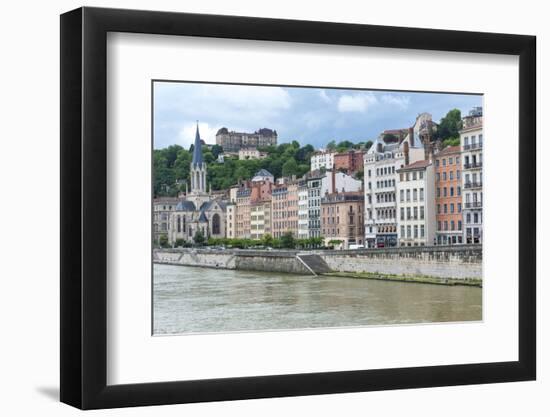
406, 189, 411, 201
466, 213, 471, 224
458, 220, 462, 230
450, 203, 455, 213
444, 221, 448, 231
438, 221, 441, 231
413, 171, 417, 180
449, 157, 453, 165
407, 226, 411, 238
401, 226, 405, 237
444, 204, 448, 214
464, 136, 469, 146
451, 220, 455, 231
406, 207, 411, 220
458, 203, 462, 212
443, 187, 447, 197
420, 225, 425, 238
450, 171, 454, 180
413, 189, 418, 201
442, 158, 447, 167
420, 188, 424, 201
420, 206, 425, 219
437, 188, 440, 198
413, 207, 418, 219
457, 170, 461, 179
400, 207, 404, 220
419, 171, 424, 179
414, 225, 418, 238
436, 173, 440, 182
457, 186, 461, 196
450, 187, 454, 196
436, 160, 440, 167
437, 204, 441, 214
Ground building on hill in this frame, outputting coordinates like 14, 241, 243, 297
310, 149, 336, 171
333, 149, 365, 175
238, 147, 268, 160
215, 127, 278, 152
167, 123, 228, 245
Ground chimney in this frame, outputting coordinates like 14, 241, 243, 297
404, 141, 410, 166
408, 127, 414, 147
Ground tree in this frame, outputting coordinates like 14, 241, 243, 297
159, 234, 170, 248
210, 144, 223, 159
174, 238, 185, 248
280, 232, 296, 249
282, 158, 298, 177
326, 140, 336, 150
436, 109, 462, 141
383, 133, 398, 143
193, 230, 205, 245
261, 233, 274, 247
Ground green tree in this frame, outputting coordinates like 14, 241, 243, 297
326, 140, 336, 150
211, 144, 223, 158
436, 109, 462, 141
280, 232, 296, 249
193, 230, 205, 245
282, 158, 298, 177
159, 234, 170, 248
261, 233, 274, 247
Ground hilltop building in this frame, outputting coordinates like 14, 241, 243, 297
215, 127, 277, 152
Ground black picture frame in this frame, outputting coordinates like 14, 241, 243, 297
60, 6, 536, 410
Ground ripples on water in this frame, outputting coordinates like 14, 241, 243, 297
153, 264, 482, 335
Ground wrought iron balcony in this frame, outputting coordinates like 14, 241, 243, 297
463, 142, 483, 151
463, 162, 483, 169
464, 181, 483, 189
464, 201, 483, 209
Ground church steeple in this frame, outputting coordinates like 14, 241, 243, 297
190, 121, 207, 195
192, 121, 203, 166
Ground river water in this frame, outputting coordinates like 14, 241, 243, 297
153, 264, 482, 335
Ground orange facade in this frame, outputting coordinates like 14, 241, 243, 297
434, 146, 463, 244
333, 150, 365, 175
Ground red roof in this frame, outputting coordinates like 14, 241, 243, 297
437, 145, 461, 156
397, 160, 431, 171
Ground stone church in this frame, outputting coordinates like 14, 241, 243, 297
168, 124, 227, 244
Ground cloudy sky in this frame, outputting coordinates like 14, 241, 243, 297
153, 81, 482, 150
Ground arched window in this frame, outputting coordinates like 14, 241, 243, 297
212, 213, 221, 235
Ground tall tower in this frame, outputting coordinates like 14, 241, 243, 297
190, 122, 207, 194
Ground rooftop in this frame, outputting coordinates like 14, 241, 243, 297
397, 160, 432, 171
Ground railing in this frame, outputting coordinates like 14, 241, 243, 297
464, 181, 483, 189
464, 202, 483, 209
463, 142, 483, 151
463, 162, 483, 169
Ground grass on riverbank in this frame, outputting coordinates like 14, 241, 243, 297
322, 271, 482, 287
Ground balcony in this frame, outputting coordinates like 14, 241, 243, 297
464, 201, 483, 209
464, 181, 483, 189
463, 162, 483, 170
463, 142, 483, 151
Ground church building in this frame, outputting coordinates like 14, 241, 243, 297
168, 123, 227, 245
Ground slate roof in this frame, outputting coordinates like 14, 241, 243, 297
175, 200, 196, 211
192, 123, 203, 166
254, 169, 273, 178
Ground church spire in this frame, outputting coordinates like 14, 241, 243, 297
192, 121, 203, 166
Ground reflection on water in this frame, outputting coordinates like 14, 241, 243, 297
153, 264, 482, 335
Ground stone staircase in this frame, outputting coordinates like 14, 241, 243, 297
296, 254, 332, 275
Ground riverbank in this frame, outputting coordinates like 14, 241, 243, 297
154, 245, 482, 286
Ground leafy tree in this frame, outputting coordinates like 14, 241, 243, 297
193, 230, 205, 245
159, 234, 170, 248
280, 232, 296, 249
211, 144, 223, 158
436, 109, 462, 141
383, 133, 398, 143
354, 170, 364, 181
326, 140, 336, 150
282, 158, 298, 177
174, 238, 185, 248
442, 137, 460, 147
261, 233, 274, 247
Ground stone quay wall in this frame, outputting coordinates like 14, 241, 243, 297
318, 245, 482, 280
154, 245, 482, 281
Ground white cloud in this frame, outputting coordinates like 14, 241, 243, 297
337, 93, 378, 113
318, 90, 332, 103
179, 122, 219, 147
381, 94, 410, 110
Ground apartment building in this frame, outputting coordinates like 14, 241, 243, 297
310, 150, 335, 171
461, 107, 483, 244
333, 149, 365, 175
271, 179, 299, 238
435, 145, 463, 244
321, 191, 364, 249
396, 160, 436, 246
297, 180, 309, 239
364, 113, 435, 248
153, 197, 179, 243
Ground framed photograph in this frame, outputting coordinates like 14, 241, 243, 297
60, 6, 536, 409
